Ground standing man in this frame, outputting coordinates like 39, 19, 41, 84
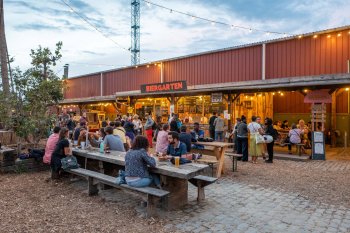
214, 113, 225, 142
59, 109, 70, 127
233, 118, 241, 152
208, 112, 217, 139
237, 116, 248, 162
144, 113, 154, 148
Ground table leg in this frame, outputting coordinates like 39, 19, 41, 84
216, 146, 226, 178
161, 176, 188, 210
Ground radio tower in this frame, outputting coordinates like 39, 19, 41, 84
131, 0, 140, 65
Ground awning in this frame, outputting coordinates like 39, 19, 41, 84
60, 95, 116, 105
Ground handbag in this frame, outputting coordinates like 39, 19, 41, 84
225, 131, 231, 139
61, 156, 80, 170
263, 135, 273, 143
255, 133, 265, 144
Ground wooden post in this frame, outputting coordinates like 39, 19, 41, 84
331, 91, 337, 147
227, 94, 232, 131
88, 177, 99, 196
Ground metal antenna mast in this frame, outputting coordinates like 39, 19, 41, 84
131, 0, 140, 65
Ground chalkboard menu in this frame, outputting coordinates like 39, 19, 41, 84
311, 131, 325, 160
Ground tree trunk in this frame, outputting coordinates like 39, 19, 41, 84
0, 0, 10, 96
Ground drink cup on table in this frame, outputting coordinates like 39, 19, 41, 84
81, 141, 86, 150
175, 156, 180, 167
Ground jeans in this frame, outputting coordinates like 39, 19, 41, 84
237, 137, 248, 161
215, 131, 224, 142
267, 142, 274, 161
145, 129, 153, 147
209, 128, 215, 139
127, 173, 160, 188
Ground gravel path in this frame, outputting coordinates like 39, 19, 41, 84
0, 172, 176, 233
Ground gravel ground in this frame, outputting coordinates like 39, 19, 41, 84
0, 172, 177, 233
228, 158, 350, 208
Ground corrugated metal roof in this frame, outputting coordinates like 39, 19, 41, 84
69, 25, 350, 80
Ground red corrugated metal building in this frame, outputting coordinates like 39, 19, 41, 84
62, 26, 350, 144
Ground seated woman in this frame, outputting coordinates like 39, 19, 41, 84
51, 127, 72, 179
298, 119, 311, 149
288, 123, 305, 154
156, 124, 169, 154
125, 135, 161, 188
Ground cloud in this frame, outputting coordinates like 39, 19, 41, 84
15, 23, 58, 31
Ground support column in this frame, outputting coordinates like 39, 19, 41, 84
227, 94, 232, 131
331, 91, 337, 147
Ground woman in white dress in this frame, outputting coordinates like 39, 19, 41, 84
247, 116, 265, 164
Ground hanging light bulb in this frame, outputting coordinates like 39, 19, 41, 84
266, 32, 271, 36
298, 35, 302, 39
211, 21, 215, 26
191, 16, 195, 20
313, 35, 318, 39
327, 35, 331, 38
249, 28, 252, 33
170, 9, 173, 13
146, 2, 151, 7
231, 25, 234, 29
337, 33, 342, 37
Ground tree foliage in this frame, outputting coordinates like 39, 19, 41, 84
0, 42, 65, 143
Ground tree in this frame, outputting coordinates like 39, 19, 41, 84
0, 42, 65, 144
0, 0, 10, 97
30, 41, 62, 81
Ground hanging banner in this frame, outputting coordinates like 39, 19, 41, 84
211, 93, 223, 103
141, 81, 187, 93
304, 89, 332, 103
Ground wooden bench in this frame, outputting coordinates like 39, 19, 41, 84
196, 157, 218, 177
68, 168, 169, 217
225, 152, 243, 172
189, 175, 218, 202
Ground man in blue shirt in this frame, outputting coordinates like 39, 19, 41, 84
191, 122, 205, 149
179, 125, 192, 153
167, 131, 187, 157
103, 126, 126, 152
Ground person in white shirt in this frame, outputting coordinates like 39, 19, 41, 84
247, 116, 264, 164
132, 114, 143, 135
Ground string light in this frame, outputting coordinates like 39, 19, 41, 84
313, 35, 318, 39
298, 35, 302, 39
337, 33, 342, 37
346, 88, 349, 91
141, 0, 294, 37
327, 35, 331, 38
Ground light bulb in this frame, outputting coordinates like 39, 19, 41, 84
313, 35, 318, 39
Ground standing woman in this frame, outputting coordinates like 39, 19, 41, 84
132, 114, 143, 135
264, 118, 275, 163
51, 127, 72, 179
247, 116, 264, 164
144, 113, 155, 148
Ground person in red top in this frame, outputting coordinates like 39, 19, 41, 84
43, 126, 61, 164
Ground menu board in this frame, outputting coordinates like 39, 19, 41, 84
311, 131, 325, 160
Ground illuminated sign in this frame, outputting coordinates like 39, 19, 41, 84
141, 81, 187, 93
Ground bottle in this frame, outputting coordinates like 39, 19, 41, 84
100, 141, 104, 153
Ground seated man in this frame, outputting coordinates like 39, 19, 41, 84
103, 126, 126, 152
166, 131, 187, 157
190, 122, 205, 149
179, 125, 192, 153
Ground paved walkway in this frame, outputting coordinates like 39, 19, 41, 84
162, 179, 350, 233
70, 158, 350, 233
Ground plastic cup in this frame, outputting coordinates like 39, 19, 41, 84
175, 157, 180, 168
81, 141, 86, 150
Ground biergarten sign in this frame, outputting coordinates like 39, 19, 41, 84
141, 81, 187, 93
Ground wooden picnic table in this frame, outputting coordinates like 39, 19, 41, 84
192, 141, 234, 178
72, 148, 209, 209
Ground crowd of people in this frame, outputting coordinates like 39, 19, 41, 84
45, 109, 317, 188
